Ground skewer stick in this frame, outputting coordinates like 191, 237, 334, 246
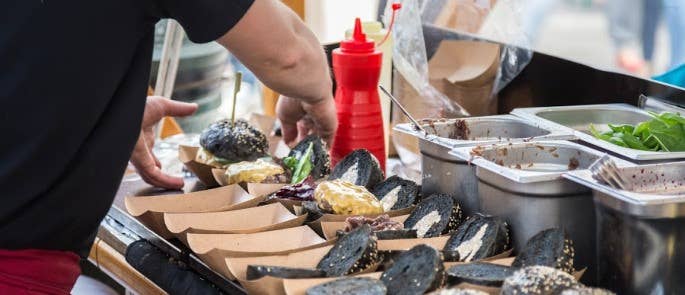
379, 85, 427, 134
231, 72, 243, 126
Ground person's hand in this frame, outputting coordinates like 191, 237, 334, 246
276, 95, 337, 147
130, 96, 198, 189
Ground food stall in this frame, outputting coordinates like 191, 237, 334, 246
89, 1, 685, 295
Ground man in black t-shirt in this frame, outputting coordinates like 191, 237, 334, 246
0, 0, 336, 293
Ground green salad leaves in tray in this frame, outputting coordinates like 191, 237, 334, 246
590, 111, 685, 152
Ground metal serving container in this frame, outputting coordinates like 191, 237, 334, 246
512, 103, 685, 161
450, 140, 632, 284
565, 163, 685, 294
394, 115, 573, 215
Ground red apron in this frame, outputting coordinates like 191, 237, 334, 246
0, 249, 80, 295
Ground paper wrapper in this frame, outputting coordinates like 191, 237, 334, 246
124, 184, 264, 238
282, 272, 382, 295
320, 214, 410, 240
179, 145, 219, 187
187, 226, 334, 280
304, 206, 415, 235
163, 203, 307, 245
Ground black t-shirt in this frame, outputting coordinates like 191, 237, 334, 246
0, 0, 253, 257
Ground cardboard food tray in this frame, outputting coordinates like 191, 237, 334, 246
442, 249, 514, 269
163, 202, 308, 245
124, 184, 264, 238
320, 214, 410, 240
376, 235, 451, 252
187, 226, 334, 280
304, 206, 415, 235
179, 145, 219, 187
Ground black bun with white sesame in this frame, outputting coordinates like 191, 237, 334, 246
445, 262, 514, 287
443, 214, 510, 262
381, 244, 446, 295
371, 175, 419, 211
316, 224, 379, 276
403, 194, 463, 238
329, 149, 384, 189
245, 265, 326, 280
512, 228, 575, 274
306, 277, 387, 295
199, 119, 268, 162
501, 266, 581, 295
288, 135, 331, 179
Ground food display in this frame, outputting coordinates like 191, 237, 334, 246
197, 119, 269, 167
306, 277, 387, 295
312, 179, 384, 215
380, 244, 446, 295
136, 106, 675, 295
371, 175, 419, 211
590, 112, 685, 152
443, 214, 510, 262
329, 149, 384, 189
404, 194, 462, 238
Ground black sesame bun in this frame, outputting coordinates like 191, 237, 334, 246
501, 266, 581, 295
288, 135, 331, 179
306, 277, 387, 295
381, 244, 446, 295
316, 224, 379, 276
245, 265, 326, 280
371, 175, 419, 211
560, 287, 615, 295
429, 288, 488, 295
512, 228, 575, 274
445, 262, 514, 287
199, 119, 268, 162
329, 149, 384, 189
404, 194, 463, 238
443, 214, 510, 262
375, 229, 418, 240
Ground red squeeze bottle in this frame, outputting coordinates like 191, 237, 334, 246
330, 18, 386, 171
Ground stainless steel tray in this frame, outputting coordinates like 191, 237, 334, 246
450, 140, 632, 185
564, 162, 685, 218
394, 114, 574, 158
512, 103, 685, 161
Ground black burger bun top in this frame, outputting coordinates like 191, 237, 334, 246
199, 119, 268, 162
288, 135, 331, 179
329, 149, 384, 189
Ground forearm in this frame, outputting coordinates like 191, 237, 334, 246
217, 0, 333, 104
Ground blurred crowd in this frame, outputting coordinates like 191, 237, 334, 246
523, 0, 685, 77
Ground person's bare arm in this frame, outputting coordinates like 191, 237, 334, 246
216, 0, 337, 145
216, 0, 331, 104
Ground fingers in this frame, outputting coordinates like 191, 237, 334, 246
276, 96, 305, 145
302, 97, 337, 146
130, 132, 184, 189
142, 96, 198, 127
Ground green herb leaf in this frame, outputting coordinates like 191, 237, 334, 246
283, 156, 298, 171
291, 142, 314, 184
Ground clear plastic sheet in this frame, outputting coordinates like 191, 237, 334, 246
384, 0, 533, 172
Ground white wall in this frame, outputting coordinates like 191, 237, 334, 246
305, 0, 380, 43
